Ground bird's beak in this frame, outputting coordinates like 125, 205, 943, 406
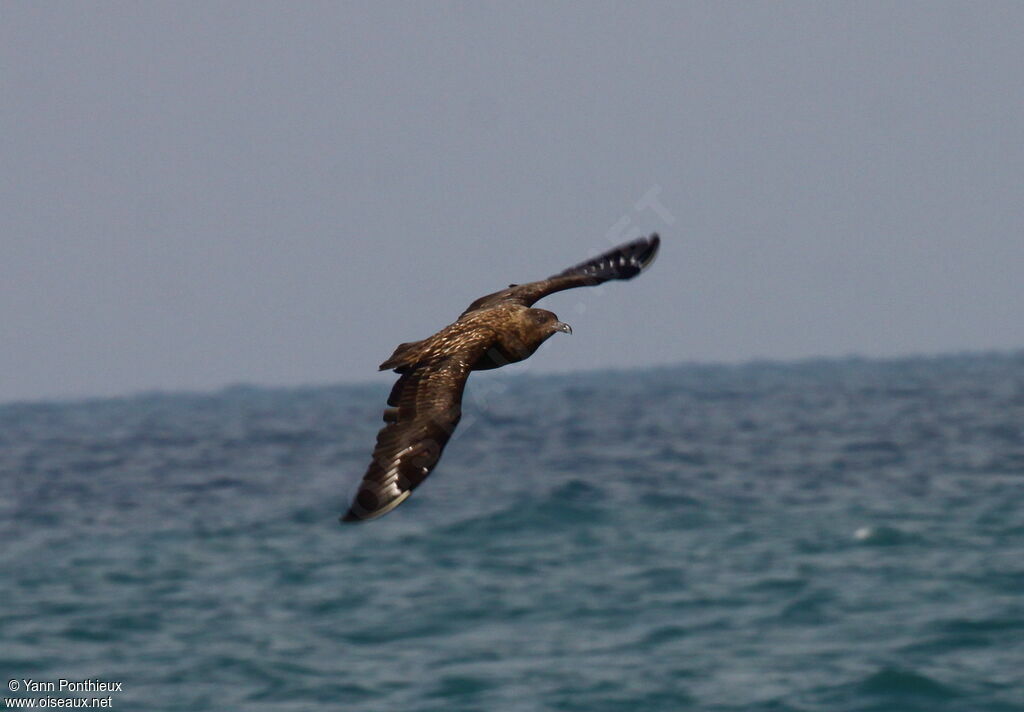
554, 321, 573, 335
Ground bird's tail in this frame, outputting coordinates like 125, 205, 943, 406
555, 233, 660, 282
379, 339, 426, 372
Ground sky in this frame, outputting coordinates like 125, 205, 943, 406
2, 2, 1023, 403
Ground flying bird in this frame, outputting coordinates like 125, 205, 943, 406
341, 234, 661, 522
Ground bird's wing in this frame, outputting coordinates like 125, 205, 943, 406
341, 338, 493, 522
461, 233, 660, 315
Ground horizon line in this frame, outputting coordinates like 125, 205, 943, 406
3, 346, 1022, 410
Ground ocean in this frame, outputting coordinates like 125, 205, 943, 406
2, 353, 1023, 711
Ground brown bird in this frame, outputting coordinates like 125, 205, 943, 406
341, 234, 661, 522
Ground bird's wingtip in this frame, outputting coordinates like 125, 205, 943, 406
641, 233, 660, 268
339, 488, 412, 524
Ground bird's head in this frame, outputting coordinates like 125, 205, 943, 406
527, 308, 572, 336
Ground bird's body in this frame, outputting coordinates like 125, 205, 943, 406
379, 304, 557, 373
342, 234, 660, 522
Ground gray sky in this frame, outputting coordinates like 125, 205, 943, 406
2, 2, 1022, 403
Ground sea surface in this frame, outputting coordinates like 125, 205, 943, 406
2, 353, 1023, 711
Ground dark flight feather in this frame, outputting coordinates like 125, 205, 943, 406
340, 358, 469, 522
461, 234, 659, 314
341, 233, 660, 522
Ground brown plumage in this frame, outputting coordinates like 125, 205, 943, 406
341, 234, 661, 522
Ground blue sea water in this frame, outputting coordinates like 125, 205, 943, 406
2, 353, 1023, 711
